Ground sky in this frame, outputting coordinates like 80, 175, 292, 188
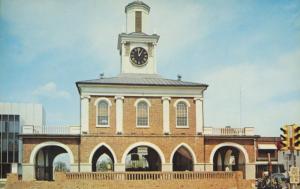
0, 0, 299, 137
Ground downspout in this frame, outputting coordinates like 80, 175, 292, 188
78, 136, 81, 172
204, 137, 206, 171
254, 138, 257, 178
78, 86, 81, 172
202, 91, 206, 171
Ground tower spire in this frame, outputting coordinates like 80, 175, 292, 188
125, 1, 150, 33
118, 1, 159, 75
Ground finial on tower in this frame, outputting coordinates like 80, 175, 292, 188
125, 1, 150, 13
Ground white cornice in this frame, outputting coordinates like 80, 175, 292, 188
118, 34, 159, 50
78, 84, 205, 98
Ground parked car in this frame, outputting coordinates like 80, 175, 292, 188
271, 173, 286, 182
271, 173, 288, 189
256, 173, 288, 189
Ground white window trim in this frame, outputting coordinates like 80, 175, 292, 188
134, 98, 151, 128
174, 99, 190, 128
94, 97, 112, 128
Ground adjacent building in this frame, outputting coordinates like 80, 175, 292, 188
255, 137, 283, 178
0, 103, 45, 178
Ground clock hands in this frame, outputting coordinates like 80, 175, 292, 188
138, 48, 143, 57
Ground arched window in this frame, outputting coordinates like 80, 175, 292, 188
176, 102, 188, 127
137, 101, 149, 127
97, 101, 109, 126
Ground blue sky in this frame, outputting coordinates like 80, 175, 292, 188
0, 0, 299, 136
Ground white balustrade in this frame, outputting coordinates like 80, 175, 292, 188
65, 171, 236, 180
204, 127, 255, 136
22, 125, 80, 135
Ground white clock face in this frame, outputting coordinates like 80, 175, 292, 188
130, 47, 148, 66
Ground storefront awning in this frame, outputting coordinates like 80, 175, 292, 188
258, 144, 277, 150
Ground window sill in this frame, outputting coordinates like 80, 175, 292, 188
96, 125, 110, 128
136, 125, 150, 128
176, 126, 189, 129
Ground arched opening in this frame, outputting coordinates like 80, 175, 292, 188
34, 146, 70, 181
53, 154, 70, 173
213, 146, 246, 177
125, 146, 161, 171
172, 146, 194, 171
91, 146, 115, 172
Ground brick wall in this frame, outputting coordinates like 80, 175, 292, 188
80, 135, 204, 163
89, 96, 196, 135
22, 137, 79, 163
204, 138, 255, 163
170, 97, 196, 135
123, 97, 163, 135
5, 173, 255, 189
89, 96, 116, 134
22, 136, 255, 166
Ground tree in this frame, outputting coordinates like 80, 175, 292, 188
54, 161, 69, 172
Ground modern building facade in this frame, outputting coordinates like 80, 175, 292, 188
0, 103, 45, 178
20, 1, 258, 181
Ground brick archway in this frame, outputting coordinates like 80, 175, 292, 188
170, 143, 197, 163
29, 141, 75, 164
89, 143, 117, 164
170, 143, 196, 171
209, 142, 250, 164
121, 142, 166, 164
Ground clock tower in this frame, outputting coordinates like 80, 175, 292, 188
118, 1, 159, 75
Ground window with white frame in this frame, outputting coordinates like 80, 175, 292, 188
137, 101, 149, 127
97, 100, 109, 126
176, 102, 188, 127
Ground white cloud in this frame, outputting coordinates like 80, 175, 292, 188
33, 82, 70, 99
2, 0, 299, 134
1, 1, 215, 69
202, 50, 300, 136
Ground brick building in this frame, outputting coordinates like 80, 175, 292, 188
255, 137, 282, 178
20, 1, 257, 181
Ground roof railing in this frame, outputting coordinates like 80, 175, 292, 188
22, 125, 80, 135
204, 127, 255, 136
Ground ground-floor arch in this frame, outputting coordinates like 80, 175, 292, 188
89, 143, 116, 172
31, 142, 73, 181
210, 143, 248, 178
171, 143, 195, 171
122, 142, 165, 172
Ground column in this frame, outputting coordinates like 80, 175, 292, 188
11, 163, 18, 173
80, 95, 90, 134
22, 163, 35, 180
194, 97, 204, 135
162, 163, 172, 171
70, 164, 79, 172
115, 96, 124, 134
194, 163, 206, 171
114, 163, 125, 172
79, 163, 91, 172
162, 97, 171, 134
245, 163, 256, 179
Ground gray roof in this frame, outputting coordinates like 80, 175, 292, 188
76, 74, 208, 87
